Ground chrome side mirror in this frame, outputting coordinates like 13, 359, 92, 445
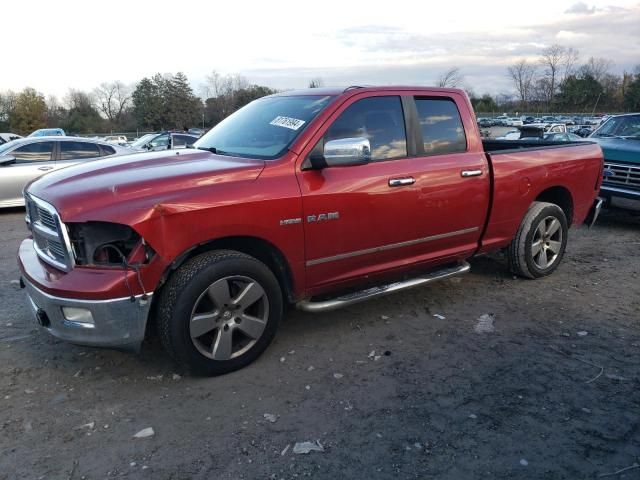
308, 137, 371, 169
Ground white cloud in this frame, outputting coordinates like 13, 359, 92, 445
1, 0, 638, 97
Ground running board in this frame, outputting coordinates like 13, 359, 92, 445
296, 261, 470, 313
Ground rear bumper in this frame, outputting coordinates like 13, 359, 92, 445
22, 276, 152, 349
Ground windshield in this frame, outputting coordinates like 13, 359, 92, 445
194, 95, 334, 159
130, 134, 157, 148
591, 115, 640, 138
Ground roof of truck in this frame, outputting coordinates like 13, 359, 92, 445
272, 86, 466, 97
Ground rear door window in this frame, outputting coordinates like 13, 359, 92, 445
414, 98, 467, 155
12, 142, 54, 163
324, 96, 407, 161
60, 141, 101, 161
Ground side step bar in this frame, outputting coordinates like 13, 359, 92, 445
297, 261, 470, 313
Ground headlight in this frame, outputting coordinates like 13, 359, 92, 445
67, 222, 154, 266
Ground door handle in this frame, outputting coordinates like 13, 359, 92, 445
38, 166, 53, 171
461, 170, 482, 178
388, 177, 416, 187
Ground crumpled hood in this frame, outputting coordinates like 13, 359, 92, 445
589, 137, 640, 164
27, 149, 265, 224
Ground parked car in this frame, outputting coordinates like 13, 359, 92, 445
187, 128, 205, 137
589, 113, 640, 210
28, 128, 66, 137
103, 135, 128, 145
543, 132, 585, 142
570, 125, 593, 137
0, 133, 22, 145
522, 116, 535, 125
506, 118, 524, 127
0, 136, 131, 207
129, 132, 199, 152
18, 86, 603, 375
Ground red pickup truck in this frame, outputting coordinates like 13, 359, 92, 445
18, 86, 603, 375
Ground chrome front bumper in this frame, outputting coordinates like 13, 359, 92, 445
22, 277, 152, 350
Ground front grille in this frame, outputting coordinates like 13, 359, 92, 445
37, 207, 57, 231
603, 162, 640, 190
25, 194, 73, 272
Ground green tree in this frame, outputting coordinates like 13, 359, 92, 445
624, 74, 640, 111
132, 77, 163, 130
557, 74, 603, 112
164, 72, 201, 129
9, 88, 47, 135
62, 89, 104, 134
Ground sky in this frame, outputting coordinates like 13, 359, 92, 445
3, 0, 639, 98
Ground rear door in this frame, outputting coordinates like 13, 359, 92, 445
0, 141, 55, 205
406, 94, 490, 258
57, 140, 102, 169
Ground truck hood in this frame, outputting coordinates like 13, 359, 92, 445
27, 149, 265, 223
589, 137, 640, 164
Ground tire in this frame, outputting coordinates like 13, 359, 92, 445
508, 201, 568, 279
157, 250, 283, 376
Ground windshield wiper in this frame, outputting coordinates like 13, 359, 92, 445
197, 146, 229, 155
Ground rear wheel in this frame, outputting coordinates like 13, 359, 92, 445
158, 250, 283, 376
508, 201, 568, 279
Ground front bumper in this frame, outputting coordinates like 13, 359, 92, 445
600, 185, 640, 210
22, 276, 152, 349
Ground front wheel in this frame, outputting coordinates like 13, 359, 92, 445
157, 250, 283, 376
508, 201, 568, 279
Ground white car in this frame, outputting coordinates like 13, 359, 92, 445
0, 136, 132, 207
103, 135, 128, 145
0, 133, 22, 145
506, 118, 524, 127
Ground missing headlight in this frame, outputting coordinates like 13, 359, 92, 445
68, 222, 154, 266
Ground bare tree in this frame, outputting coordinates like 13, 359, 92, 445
201, 70, 248, 100
93, 81, 131, 124
308, 77, 325, 88
508, 60, 536, 107
579, 57, 614, 82
436, 67, 464, 88
539, 44, 580, 108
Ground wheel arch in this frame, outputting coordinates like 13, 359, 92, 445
156, 236, 296, 304
535, 186, 574, 225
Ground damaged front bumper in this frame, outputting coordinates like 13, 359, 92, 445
22, 277, 152, 350
18, 238, 153, 350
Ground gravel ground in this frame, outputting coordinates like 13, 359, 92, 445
0, 207, 639, 479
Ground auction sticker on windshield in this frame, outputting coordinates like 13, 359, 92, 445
270, 116, 306, 130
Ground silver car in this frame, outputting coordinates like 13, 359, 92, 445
0, 136, 131, 207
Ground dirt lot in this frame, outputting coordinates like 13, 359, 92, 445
0, 207, 639, 479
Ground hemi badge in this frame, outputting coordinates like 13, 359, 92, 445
280, 218, 302, 226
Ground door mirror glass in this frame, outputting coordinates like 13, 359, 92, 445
313, 137, 371, 168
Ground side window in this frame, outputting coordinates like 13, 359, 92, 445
101, 145, 116, 156
60, 141, 101, 161
12, 142, 54, 163
324, 96, 407, 162
415, 98, 467, 155
149, 135, 170, 148
177, 135, 196, 146
172, 136, 187, 148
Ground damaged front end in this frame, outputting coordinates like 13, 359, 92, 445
67, 221, 155, 267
